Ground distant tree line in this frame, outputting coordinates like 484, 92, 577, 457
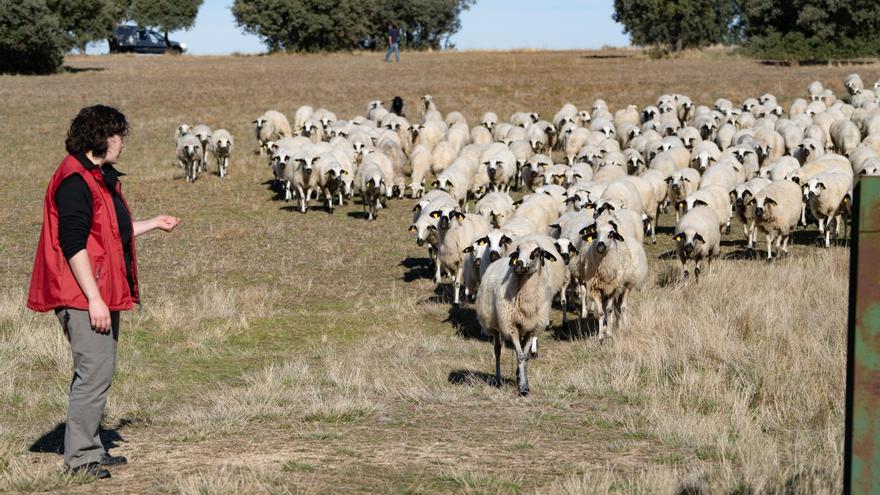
231, 0, 476, 53
0, 0, 201, 74
613, 0, 880, 60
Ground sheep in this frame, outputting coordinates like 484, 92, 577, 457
785, 154, 852, 185
484, 148, 517, 192
419, 95, 437, 122
593, 154, 628, 183
430, 141, 458, 176
830, 119, 862, 157
437, 211, 492, 305
176, 134, 203, 183
474, 191, 515, 228
512, 193, 560, 232
619, 175, 660, 242
434, 160, 473, 210
759, 156, 800, 181
175, 123, 191, 142
565, 128, 591, 164
522, 154, 552, 191
845, 74, 864, 96
682, 185, 732, 232
412, 120, 445, 152
592, 200, 645, 245
208, 129, 234, 178
293, 105, 314, 133
732, 177, 772, 249
673, 206, 721, 281
290, 144, 327, 212
542, 163, 568, 187
751, 180, 803, 260
753, 127, 785, 165
407, 144, 433, 198
700, 161, 743, 192
481, 112, 499, 132
191, 124, 212, 171
410, 193, 459, 281
360, 149, 395, 199
470, 125, 494, 145
599, 180, 644, 216
805, 171, 854, 247
358, 161, 388, 221
447, 123, 471, 153
565, 164, 593, 187
624, 148, 646, 175
445, 111, 467, 128
666, 169, 701, 222
689, 140, 722, 171
578, 215, 649, 343
476, 235, 562, 395
412, 189, 456, 224
366, 100, 386, 121
254, 111, 292, 156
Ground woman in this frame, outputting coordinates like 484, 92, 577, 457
27, 105, 179, 479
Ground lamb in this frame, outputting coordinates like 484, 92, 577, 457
191, 124, 212, 171
732, 177, 772, 248
176, 134, 203, 183
253, 111, 292, 156
476, 236, 562, 395
437, 211, 492, 305
578, 216, 649, 342
682, 185, 732, 232
805, 171, 854, 247
666, 169, 701, 222
208, 129, 234, 178
673, 206, 721, 281
750, 180, 804, 260
474, 191, 515, 228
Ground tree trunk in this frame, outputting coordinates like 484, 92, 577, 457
676, 37, 683, 52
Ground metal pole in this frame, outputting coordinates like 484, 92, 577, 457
846, 177, 880, 494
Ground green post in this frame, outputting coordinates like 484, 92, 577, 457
847, 177, 880, 494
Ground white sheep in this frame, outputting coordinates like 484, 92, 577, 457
176, 134, 203, 183
805, 171, 853, 247
208, 129, 234, 178
485, 148, 517, 192
434, 160, 473, 210
845, 74, 864, 96
358, 161, 387, 220
830, 119, 862, 157
578, 215, 648, 342
682, 185, 732, 232
732, 177, 772, 248
474, 191, 515, 228
751, 180, 803, 260
673, 206, 721, 281
253, 111, 292, 156
476, 236, 562, 395
407, 144, 433, 198
666, 169, 701, 222
437, 211, 492, 305
191, 124, 212, 172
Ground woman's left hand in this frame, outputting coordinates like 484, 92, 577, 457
153, 215, 180, 232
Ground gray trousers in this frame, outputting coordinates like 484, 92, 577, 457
55, 308, 119, 469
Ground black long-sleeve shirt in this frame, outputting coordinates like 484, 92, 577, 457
55, 154, 133, 295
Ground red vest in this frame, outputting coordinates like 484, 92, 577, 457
27, 155, 139, 312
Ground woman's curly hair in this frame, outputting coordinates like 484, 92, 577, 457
65, 105, 129, 158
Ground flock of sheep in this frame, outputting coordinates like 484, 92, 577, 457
175, 124, 235, 182
181, 73, 878, 396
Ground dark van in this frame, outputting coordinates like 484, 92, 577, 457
109, 26, 187, 54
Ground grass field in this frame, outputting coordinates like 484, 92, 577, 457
0, 50, 872, 494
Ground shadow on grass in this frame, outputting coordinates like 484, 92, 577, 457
444, 304, 489, 341
30, 421, 129, 455
549, 316, 597, 341
63, 66, 106, 73
400, 257, 434, 282
346, 210, 371, 220
724, 248, 759, 261
448, 369, 513, 388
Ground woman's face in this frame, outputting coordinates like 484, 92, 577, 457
104, 134, 125, 164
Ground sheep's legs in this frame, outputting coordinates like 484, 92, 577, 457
578, 284, 588, 320
493, 335, 502, 387
528, 336, 538, 360
559, 288, 568, 326
766, 233, 774, 260
452, 266, 463, 305
782, 234, 790, 255
511, 339, 529, 396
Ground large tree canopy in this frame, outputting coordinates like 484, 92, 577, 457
129, 0, 202, 42
232, 0, 475, 52
47, 0, 127, 53
0, 0, 66, 74
612, 0, 739, 52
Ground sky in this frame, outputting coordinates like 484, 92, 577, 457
88, 0, 630, 55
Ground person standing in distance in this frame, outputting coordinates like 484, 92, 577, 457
384, 22, 400, 63
27, 105, 180, 479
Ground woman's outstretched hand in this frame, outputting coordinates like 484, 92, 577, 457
152, 215, 180, 232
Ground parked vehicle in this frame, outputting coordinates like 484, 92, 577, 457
109, 26, 187, 54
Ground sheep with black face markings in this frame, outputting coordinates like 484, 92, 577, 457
804, 171, 853, 248
732, 177, 772, 249
208, 129, 234, 178
176, 134, 203, 183
673, 206, 721, 281
476, 235, 562, 395
751, 180, 803, 260
436, 211, 492, 305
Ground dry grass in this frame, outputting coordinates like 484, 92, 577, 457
0, 49, 867, 493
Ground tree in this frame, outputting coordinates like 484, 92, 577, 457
232, 0, 473, 52
612, 0, 739, 52
129, 0, 202, 45
47, 0, 127, 53
0, 0, 66, 74
740, 0, 880, 59
372, 0, 475, 50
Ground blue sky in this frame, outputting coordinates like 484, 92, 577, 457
89, 0, 630, 55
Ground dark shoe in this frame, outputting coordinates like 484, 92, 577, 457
68, 462, 111, 479
101, 453, 128, 466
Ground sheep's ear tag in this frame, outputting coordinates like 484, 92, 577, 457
430, 211, 441, 219
408, 225, 416, 232
453, 211, 466, 220
432, 180, 440, 187
508, 253, 519, 266
542, 250, 557, 262
476, 237, 488, 246
673, 233, 684, 242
